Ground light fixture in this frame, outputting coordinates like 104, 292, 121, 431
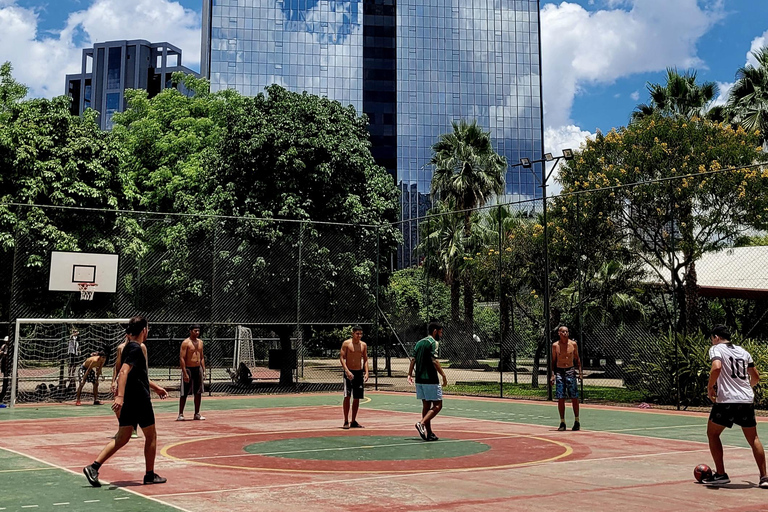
544, 153, 554, 161
520, 158, 531, 168
562, 148, 574, 160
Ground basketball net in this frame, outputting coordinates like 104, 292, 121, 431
77, 283, 97, 301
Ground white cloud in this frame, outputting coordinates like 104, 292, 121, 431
541, 0, 724, 129
747, 30, 768, 67
712, 80, 733, 107
545, 124, 595, 194
0, 0, 201, 98
630, 90, 640, 101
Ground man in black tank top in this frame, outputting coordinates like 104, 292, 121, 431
83, 316, 169, 487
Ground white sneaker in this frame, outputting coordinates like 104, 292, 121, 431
759, 476, 768, 488
176, 414, 185, 421
193, 413, 205, 420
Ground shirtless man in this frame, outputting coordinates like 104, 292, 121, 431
550, 325, 583, 431
75, 348, 108, 406
340, 326, 368, 429
178, 324, 205, 421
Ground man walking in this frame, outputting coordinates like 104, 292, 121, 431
178, 324, 205, 421
408, 321, 448, 441
551, 325, 582, 431
703, 324, 768, 487
83, 316, 168, 487
340, 326, 368, 429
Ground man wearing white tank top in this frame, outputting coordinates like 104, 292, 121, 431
704, 325, 768, 487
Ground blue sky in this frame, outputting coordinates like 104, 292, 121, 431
1, 0, 767, 156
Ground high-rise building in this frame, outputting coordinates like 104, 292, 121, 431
66, 40, 199, 130
201, 0, 544, 267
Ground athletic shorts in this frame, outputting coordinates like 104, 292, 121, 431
343, 369, 365, 399
415, 383, 443, 402
118, 399, 156, 429
181, 367, 204, 397
79, 365, 97, 384
555, 367, 579, 399
709, 403, 757, 429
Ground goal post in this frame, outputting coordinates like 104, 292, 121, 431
10, 318, 131, 408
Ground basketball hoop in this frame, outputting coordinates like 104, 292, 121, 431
77, 282, 97, 301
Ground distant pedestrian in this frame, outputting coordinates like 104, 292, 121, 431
340, 326, 368, 429
551, 325, 582, 431
178, 324, 205, 421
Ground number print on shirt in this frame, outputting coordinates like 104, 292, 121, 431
729, 357, 748, 380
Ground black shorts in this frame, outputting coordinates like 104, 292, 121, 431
709, 403, 757, 429
79, 365, 97, 384
182, 367, 204, 397
343, 369, 365, 399
118, 399, 155, 429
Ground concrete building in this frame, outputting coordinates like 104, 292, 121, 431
66, 40, 199, 130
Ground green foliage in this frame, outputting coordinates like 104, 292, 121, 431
631, 68, 719, 122
727, 46, 768, 146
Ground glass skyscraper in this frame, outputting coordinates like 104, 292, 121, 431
202, 0, 544, 267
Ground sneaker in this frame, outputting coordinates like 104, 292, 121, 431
131, 429, 138, 439
759, 476, 768, 488
342, 421, 350, 429
93, 401, 102, 406
415, 422, 427, 440
83, 465, 101, 487
427, 433, 439, 441
702, 473, 730, 486
572, 421, 580, 431
143, 472, 167, 485
350, 421, 363, 428
193, 413, 205, 421
176, 415, 185, 421
557, 422, 566, 431
75, 400, 82, 406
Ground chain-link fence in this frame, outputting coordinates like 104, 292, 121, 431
3, 169, 768, 407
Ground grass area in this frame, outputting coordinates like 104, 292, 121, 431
446, 382, 644, 402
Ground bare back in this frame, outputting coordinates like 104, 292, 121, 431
340, 339, 367, 371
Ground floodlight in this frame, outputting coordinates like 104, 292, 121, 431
562, 149, 574, 160
520, 158, 532, 168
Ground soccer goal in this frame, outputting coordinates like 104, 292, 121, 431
10, 318, 130, 407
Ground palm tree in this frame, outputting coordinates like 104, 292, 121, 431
429, 120, 506, 349
727, 46, 768, 146
631, 68, 718, 123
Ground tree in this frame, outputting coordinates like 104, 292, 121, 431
558, 115, 768, 334
0, 63, 127, 318
727, 46, 768, 147
631, 68, 718, 123
210, 85, 401, 385
429, 120, 506, 353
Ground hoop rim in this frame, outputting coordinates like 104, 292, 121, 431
76, 282, 98, 289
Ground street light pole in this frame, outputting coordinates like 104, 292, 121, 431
517, 150, 573, 400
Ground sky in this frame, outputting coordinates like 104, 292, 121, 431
1, 0, 767, 174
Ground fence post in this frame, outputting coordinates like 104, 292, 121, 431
375, 227, 380, 392
577, 194, 585, 403
296, 222, 304, 384
498, 205, 504, 398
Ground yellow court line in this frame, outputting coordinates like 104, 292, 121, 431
160, 428, 573, 474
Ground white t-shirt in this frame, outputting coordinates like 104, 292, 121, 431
708, 343, 754, 404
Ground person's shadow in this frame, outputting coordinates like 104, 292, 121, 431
701, 481, 758, 490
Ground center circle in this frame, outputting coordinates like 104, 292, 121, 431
244, 435, 491, 461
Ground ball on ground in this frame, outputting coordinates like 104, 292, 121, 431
694, 464, 712, 482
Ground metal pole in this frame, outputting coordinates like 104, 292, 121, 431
10, 320, 20, 407
375, 227, 380, 391
498, 205, 504, 398
296, 223, 303, 384
576, 194, 584, 403
543, 162, 553, 401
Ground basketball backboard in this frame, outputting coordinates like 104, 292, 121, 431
48, 251, 119, 293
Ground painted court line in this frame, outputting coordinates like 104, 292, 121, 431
0, 445, 193, 512
153, 445, 715, 499
603, 424, 702, 433
0, 467, 58, 474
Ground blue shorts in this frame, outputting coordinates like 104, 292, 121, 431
555, 367, 579, 399
416, 383, 443, 401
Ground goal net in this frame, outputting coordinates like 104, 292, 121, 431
10, 318, 130, 406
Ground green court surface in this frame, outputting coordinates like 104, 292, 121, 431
0, 393, 763, 511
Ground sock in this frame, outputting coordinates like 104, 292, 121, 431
560, 417, 565, 423
575, 416, 580, 422
91, 461, 102, 471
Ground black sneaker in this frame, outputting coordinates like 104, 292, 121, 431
558, 422, 567, 431
702, 473, 730, 486
759, 476, 768, 489
427, 433, 439, 441
572, 421, 580, 431
83, 465, 101, 487
350, 421, 363, 428
415, 422, 427, 440
143, 472, 167, 485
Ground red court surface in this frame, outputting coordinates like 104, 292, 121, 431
2, 394, 768, 511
